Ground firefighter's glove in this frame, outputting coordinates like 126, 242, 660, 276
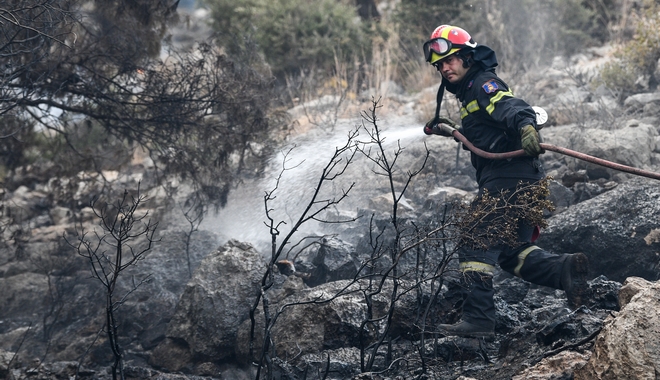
423, 117, 458, 137
520, 125, 544, 156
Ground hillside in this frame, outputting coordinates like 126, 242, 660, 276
2, 1, 660, 379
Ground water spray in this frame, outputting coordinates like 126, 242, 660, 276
434, 123, 660, 181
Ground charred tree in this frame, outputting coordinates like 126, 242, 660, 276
67, 185, 158, 380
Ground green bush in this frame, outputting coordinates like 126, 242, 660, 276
600, 60, 637, 100
391, 0, 466, 48
622, 2, 660, 81
554, 0, 608, 56
204, 0, 372, 79
601, 0, 660, 96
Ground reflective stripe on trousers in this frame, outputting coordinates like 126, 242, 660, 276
459, 261, 496, 276
513, 245, 540, 277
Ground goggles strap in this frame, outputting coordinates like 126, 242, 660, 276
433, 81, 445, 123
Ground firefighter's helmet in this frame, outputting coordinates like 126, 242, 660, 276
423, 25, 477, 65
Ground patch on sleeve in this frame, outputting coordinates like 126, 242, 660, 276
482, 80, 499, 94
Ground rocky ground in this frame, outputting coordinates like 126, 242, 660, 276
2, 43, 660, 379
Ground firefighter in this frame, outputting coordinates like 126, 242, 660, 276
422, 25, 590, 337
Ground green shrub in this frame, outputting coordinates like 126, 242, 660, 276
600, 59, 637, 101
600, 0, 660, 96
391, 0, 465, 48
555, 0, 608, 56
622, 2, 660, 80
203, 0, 371, 79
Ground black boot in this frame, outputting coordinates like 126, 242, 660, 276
561, 252, 590, 309
438, 271, 495, 337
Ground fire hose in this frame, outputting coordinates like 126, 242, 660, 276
435, 123, 660, 181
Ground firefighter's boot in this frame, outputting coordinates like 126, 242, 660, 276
437, 271, 495, 338
506, 246, 590, 310
560, 252, 590, 309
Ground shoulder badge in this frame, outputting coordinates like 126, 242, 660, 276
482, 80, 499, 94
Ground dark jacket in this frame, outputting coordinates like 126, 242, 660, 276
444, 46, 543, 187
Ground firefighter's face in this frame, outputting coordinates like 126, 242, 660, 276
435, 54, 469, 84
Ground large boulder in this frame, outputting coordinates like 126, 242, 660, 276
235, 278, 425, 366
117, 227, 221, 353
0, 223, 220, 363
235, 279, 389, 364
150, 240, 264, 371
512, 351, 591, 380
537, 177, 660, 282
574, 277, 660, 379
540, 121, 658, 180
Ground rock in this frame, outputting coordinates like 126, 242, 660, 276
546, 179, 575, 214
434, 336, 489, 363
495, 276, 531, 304
235, 278, 424, 365
623, 92, 660, 107
0, 272, 49, 320
149, 339, 193, 374
48, 206, 72, 225
586, 275, 621, 311
295, 235, 360, 287
534, 308, 602, 347
150, 240, 264, 370
572, 181, 608, 203
299, 347, 362, 379
617, 276, 652, 309
0, 349, 17, 378
537, 177, 660, 283
540, 123, 658, 180
512, 350, 591, 380
118, 228, 221, 353
574, 279, 660, 380
40, 361, 79, 379
556, 87, 591, 105
369, 192, 415, 216
235, 280, 381, 364
2, 185, 50, 224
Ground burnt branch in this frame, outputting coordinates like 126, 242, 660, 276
66, 184, 158, 380
249, 126, 363, 379
354, 97, 434, 371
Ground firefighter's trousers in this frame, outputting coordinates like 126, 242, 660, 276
456, 178, 568, 328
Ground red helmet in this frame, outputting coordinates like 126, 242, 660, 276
423, 25, 477, 64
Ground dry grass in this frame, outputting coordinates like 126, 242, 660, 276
283, 19, 517, 129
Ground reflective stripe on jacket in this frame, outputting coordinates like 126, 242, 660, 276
453, 67, 543, 185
